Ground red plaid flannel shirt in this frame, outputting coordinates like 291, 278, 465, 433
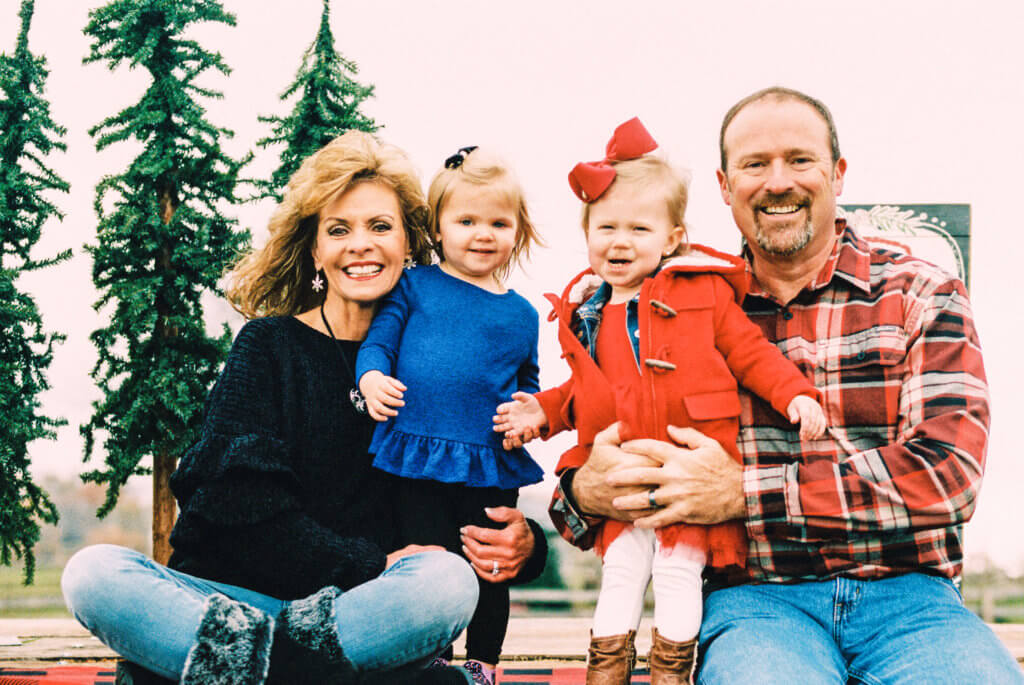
549, 221, 989, 584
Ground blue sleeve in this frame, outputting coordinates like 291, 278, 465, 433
355, 272, 412, 381
517, 301, 540, 394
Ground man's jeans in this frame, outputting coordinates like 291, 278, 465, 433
61, 544, 478, 680
698, 572, 1022, 684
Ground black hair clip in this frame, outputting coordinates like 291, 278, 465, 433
444, 146, 478, 169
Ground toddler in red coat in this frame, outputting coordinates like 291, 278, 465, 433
494, 118, 826, 684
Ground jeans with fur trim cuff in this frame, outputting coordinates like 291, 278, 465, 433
61, 544, 478, 681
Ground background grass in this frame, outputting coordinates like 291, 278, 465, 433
0, 566, 70, 618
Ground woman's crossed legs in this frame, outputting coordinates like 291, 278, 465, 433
61, 544, 477, 681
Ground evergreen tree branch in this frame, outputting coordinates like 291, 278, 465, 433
254, 0, 379, 201
0, 0, 68, 583
81, 0, 249, 526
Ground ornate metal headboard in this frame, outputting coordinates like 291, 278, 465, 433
838, 204, 971, 289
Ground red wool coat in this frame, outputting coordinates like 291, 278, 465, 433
536, 245, 822, 568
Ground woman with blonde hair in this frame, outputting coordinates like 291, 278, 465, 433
62, 131, 547, 685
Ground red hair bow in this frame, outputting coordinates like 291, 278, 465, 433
568, 117, 658, 202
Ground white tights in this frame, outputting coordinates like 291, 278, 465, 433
591, 526, 705, 642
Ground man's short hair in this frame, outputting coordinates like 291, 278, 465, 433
719, 87, 841, 171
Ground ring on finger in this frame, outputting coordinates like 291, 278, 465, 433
648, 489, 658, 508
491, 560, 500, 576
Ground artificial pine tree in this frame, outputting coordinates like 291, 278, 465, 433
80, 0, 249, 563
257, 0, 378, 200
0, 0, 70, 583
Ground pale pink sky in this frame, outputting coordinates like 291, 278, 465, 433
5, 0, 1023, 572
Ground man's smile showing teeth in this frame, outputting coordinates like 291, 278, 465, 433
343, 264, 382, 277
761, 204, 802, 215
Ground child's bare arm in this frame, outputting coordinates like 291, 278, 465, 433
787, 395, 827, 440
494, 392, 548, 450
359, 370, 407, 422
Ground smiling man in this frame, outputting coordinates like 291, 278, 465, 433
549, 87, 1023, 682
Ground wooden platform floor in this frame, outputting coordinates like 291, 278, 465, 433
2, 617, 1022, 668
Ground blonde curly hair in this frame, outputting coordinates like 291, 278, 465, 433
227, 131, 433, 319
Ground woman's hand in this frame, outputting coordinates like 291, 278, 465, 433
385, 544, 446, 570
493, 392, 547, 450
460, 507, 534, 583
359, 370, 406, 422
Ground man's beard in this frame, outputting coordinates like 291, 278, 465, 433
753, 218, 813, 256
752, 195, 814, 256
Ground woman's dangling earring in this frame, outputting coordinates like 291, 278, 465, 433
403, 253, 415, 270
312, 270, 324, 292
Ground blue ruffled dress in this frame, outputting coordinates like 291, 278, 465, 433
355, 265, 543, 488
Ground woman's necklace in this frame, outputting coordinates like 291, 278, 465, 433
320, 301, 368, 414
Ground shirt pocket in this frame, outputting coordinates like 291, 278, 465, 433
817, 325, 907, 435
817, 325, 908, 371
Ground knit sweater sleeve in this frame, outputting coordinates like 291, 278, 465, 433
170, 320, 386, 593
509, 517, 549, 586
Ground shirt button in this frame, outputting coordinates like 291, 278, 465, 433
782, 309, 794, 320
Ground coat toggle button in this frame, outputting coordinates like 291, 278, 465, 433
644, 358, 677, 371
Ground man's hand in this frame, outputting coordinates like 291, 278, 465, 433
571, 422, 659, 521
493, 392, 547, 450
608, 425, 746, 529
358, 370, 406, 422
460, 507, 534, 583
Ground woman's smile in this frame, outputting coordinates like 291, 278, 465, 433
313, 181, 408, 306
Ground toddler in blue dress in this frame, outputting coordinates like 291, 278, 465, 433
356, 146, 544, 685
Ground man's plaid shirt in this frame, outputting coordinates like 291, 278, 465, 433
549, 220, 989, 584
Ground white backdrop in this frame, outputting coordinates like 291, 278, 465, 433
4, 0, 1023, 572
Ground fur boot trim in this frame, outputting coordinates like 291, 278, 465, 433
267, 586, 356, 684
181, 594, 274, 685
277, 585, 346, 662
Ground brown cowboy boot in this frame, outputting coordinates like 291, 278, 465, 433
648, 627, 697, 685
585, 629, 637, 685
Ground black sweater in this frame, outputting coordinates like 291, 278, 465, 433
169, 316, 546, 600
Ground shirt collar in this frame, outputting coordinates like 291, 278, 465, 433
743, 218, 872, 300
577, 281, 612, 322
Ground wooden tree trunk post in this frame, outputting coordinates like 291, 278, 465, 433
152, 450, 177, 564
151, 189, 179, 565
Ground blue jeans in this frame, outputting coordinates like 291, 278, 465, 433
698, 573, 1022, 684
61, 544, 478, 680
